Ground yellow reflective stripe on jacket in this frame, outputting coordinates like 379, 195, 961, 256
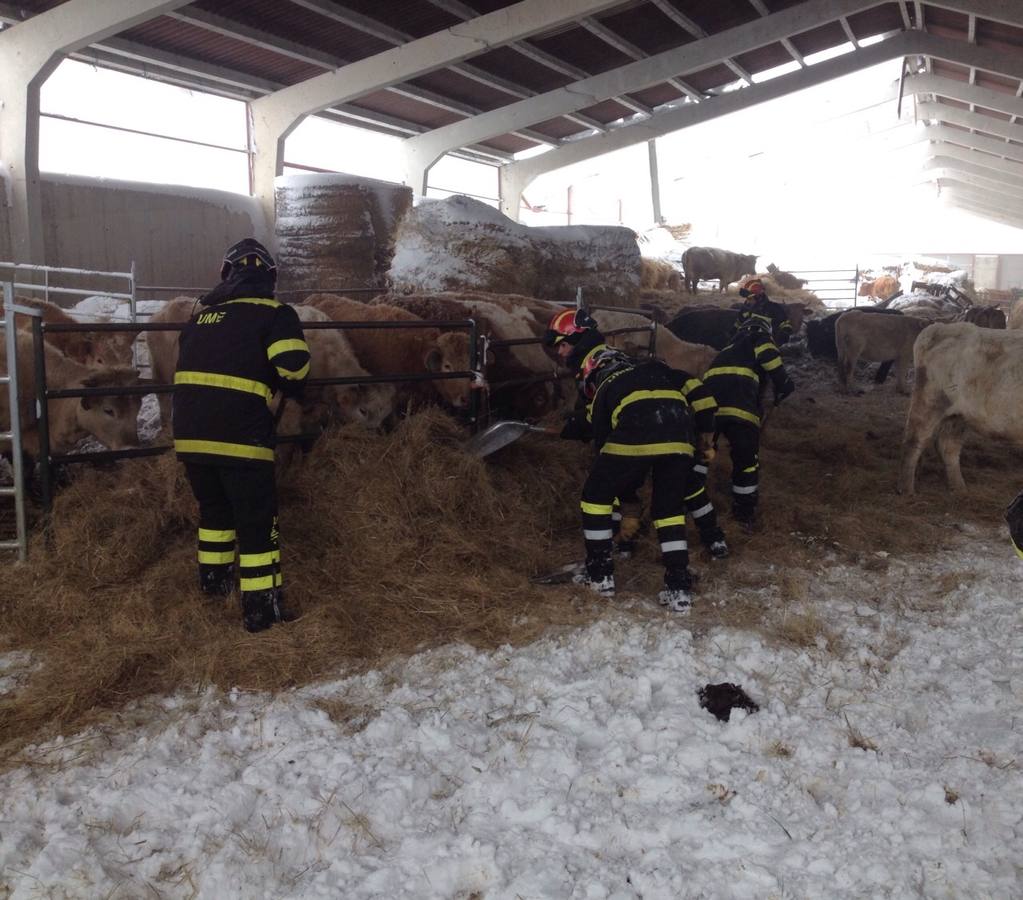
239, 550, 281, 568
754, 342, 778, 357
690, 396, 716, 412
175, 370, 272, 400
199, 527, 235, 543
610, 389, 684, 429
1015, 541, 1023, 559
716, 406, 760, 425
581, 500, 614, 516
704, 365, 758, 381
654, 515, 686, 528
601, 441, 694, 456
275, 361, 310, 381
222, 298, 281, 308
174, 439, 275, 461
198, 550, 235, 565
267, 338, 309, 359
761, 356, 783, 371
683, 378, 703, 394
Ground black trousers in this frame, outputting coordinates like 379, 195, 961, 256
581, 452, 692, 590
716, 419, 760, 516
184, 461, 281, 594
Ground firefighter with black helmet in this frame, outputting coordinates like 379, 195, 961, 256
173, 238, 310, 633
543, 309, 703, 612
702, 307, 795, 529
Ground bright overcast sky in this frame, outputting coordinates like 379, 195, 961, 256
36, 49, 1023, 266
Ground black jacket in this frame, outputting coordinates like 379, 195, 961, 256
733, 295, 792, 345
702, 329, 790, 427
173, 271, 310, 465
582, 348, 697, 457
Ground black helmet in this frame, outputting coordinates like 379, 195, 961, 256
220, 238, 276, 281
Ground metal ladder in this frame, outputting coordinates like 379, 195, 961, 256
1, 282, 29, 561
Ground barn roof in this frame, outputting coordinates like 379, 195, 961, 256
1, 0, 1021, 227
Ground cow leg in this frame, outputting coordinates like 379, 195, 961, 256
874, 360, 893, 384
898, 376, 943, 494
894, 353, 913, 395
936, 417, 968, 491
837, 349, 856, 392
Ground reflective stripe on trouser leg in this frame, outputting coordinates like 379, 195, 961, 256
217, 463, 283, 593
685, 465, 724, 544
185, 463, 238, 589
582, 455, 651, 578
720, 420, 760, 512
649, 453, 692, 582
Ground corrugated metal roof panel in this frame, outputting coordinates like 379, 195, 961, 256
788, 21, 851, 57
847, 4, 904, 39
975, 19, 1023, 58
529, 23, 635, 75
596, 4, 691, 56
410, 68, 520, 111
576, 98, 644, 124
628, 84, 686, 108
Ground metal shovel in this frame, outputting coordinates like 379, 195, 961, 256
465, 420, 559, 458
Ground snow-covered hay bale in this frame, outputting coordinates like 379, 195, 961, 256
389, 195, 641, 308
275, 174, 412, 299
532, 223, 642, 307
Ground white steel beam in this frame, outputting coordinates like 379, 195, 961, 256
746, 0, 806, 65
939, 185, 1023, 218
923, 166, 1023, 199
498, 30, 927, 217
906, 74, 1023, 118
249, 0, 626, 214
926, 141, 1023, 179
925, 123, 1023, 164
0, 0, 192, 264
917, 101, 1023, 143
407, 0, 898, 188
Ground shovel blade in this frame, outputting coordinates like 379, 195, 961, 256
465, 421, 535, 458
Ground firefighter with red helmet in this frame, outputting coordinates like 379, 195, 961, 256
543, 309, 707, 612
734, 278, 793, 345
173, 238, 310, 633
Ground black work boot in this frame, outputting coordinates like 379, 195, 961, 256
199, 565, 235, 597
241, 588, 298, 633
659, 566, 694, 613
699, 527, 730, 560
732, 504, 757, 533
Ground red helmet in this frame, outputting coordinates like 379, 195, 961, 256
543, 308, 598, 347
740, 278, 765, 298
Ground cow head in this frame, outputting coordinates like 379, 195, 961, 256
68, 332, 136, 368
333, 382, 397, 431
425, 332, 478, 409
77, 367, 143, 449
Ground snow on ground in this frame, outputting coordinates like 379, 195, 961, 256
2, 529, 1021, 899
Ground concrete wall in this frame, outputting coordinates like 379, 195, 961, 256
922, 253, 1023, 291
1, 171, 268, 295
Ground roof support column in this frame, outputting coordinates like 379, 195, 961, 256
0, 0, 192, 264
648, 139, 664, 225
402, 141, 434, 204
498, 163, 532, 222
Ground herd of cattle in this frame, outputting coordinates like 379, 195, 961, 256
2, 284, 1022, 499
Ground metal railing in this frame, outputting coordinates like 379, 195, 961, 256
0, 284, 34, 560
28, 316, 484, 518
0, 260, 137, 322
782, 266, 861, 309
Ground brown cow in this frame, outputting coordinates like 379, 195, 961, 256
899, 323, 1023, 493
303, 293, 446, 411
1, 330, 142, 461
858, 274, 900, 300
146, 297, 198, 433
835, 310, 930, 394
375, 293, 556, 418
14, 296, 135, 367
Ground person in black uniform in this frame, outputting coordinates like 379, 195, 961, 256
1007, 491, 1023, 559
173, 238, 310, 633
544, 309, 700, 613
732, 278, 792, 345
702, 313, 794, 529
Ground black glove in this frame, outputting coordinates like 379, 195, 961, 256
774, 376, 795, 406
560, 412, 592, 442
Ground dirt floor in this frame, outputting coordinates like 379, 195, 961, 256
1, 334, 1020, 766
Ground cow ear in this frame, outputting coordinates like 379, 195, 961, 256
424, 348, 442, 372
